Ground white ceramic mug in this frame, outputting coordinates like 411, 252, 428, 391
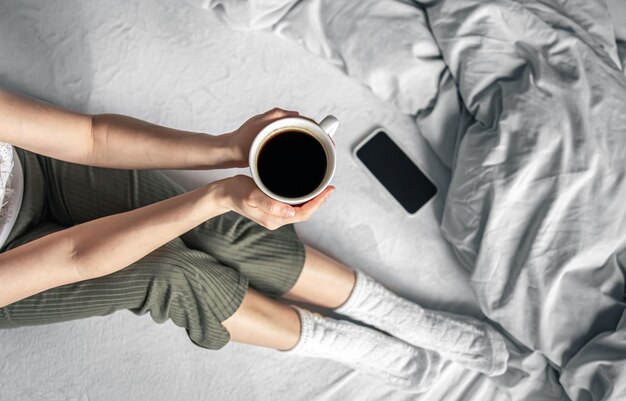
249, 115, 338, 205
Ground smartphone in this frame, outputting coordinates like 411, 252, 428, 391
354, 129, 437, 214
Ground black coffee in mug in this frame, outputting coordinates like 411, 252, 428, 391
257, 130, 328, 198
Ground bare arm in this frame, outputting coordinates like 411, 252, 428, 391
0, 181, 224, 308
0, 88, 273, 169
0, 176, 334, 308
0, 89, 334, 307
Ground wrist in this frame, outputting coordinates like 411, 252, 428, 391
205, 179, 233, 214
186, 132, 242, 169
220, 131, 247, 168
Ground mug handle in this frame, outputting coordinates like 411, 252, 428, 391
319, 115, 339, 138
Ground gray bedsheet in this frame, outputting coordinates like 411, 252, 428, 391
427, 1, 626, 400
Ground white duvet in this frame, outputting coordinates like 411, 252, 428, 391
209, 0, 626, 400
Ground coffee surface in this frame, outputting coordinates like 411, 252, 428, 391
258, 130, 327, 198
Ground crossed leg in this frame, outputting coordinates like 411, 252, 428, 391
222, 246, 356, 350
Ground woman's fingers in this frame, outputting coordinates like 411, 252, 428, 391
292, 186, 335, 220
243, 183, 334, 230
266, 108, 316, 125
261, 108, 299, 122
246, 188, 296, 218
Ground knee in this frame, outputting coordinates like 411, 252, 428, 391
140, 240, 248, 315
133, 245, 247, 350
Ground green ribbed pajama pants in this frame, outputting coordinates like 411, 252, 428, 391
0, 148, 305, 349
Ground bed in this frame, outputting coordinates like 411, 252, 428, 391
209, 0, 626, 399
1, 0, 625, 400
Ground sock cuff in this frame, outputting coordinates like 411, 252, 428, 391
284, 306, 314, 354
334, 270, 373, 315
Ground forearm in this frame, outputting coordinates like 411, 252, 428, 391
70, 182, 227, 278
89, 114, 239, 170
0, 89, 240, 169
0, 181, 227, 308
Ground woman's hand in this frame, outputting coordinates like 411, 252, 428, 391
226, 108, 302, 168
213, 175, 334, 230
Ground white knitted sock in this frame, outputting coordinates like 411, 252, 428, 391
335, 271, 509, 376
284, 307, 443, 392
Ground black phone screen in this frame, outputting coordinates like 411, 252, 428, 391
356, 131, 437, 214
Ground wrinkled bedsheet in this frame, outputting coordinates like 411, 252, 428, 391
426, 1, 626, 400
209, 0, 626, 399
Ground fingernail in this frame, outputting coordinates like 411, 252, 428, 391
283, 206, 296, 217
